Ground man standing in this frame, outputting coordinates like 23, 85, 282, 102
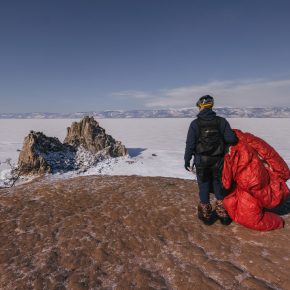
184, 95, 237, 225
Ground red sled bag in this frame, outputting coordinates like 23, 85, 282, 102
222, 129, 290, 231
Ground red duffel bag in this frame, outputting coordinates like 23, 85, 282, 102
222, 129, 290, 231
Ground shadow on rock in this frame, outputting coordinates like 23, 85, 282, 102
266, 196, 290, 216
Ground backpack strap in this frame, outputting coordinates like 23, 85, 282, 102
195, 116, 225, 156
196, 116, 221, 135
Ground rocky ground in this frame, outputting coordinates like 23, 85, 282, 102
0, 175, 289, 290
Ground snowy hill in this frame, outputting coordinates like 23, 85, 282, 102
1, 107, 290, 119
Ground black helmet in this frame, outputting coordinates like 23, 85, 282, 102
196, 95, 214, 108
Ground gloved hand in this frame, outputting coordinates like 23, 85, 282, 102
184, 161, 191, 171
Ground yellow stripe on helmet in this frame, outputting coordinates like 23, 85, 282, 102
199, 103, 213, 109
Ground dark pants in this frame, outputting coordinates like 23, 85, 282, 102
195, 155, 224, 204
196, 174, 223, 204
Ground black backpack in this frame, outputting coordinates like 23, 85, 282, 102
195, 116, 225, 156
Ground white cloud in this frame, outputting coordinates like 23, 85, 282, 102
113, 79, 290, 108
112, 90, 153, 99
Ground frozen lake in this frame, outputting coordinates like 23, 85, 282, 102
0, 118, 290, 185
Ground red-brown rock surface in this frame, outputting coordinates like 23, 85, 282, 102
0, 176, 289, 289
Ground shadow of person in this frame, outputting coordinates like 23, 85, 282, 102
127, 148, 147, 157
266, 196, 290, 216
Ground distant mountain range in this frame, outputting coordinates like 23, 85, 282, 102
1, 107, 290, 119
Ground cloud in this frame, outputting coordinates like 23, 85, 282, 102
113, 79, 290, 108
112, 90, 153, 99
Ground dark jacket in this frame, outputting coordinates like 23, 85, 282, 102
184, 108, 237, 165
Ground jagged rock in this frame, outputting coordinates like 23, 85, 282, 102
18, 117, 128, 175
18, 131, 76, 175
64, 116, 127, 157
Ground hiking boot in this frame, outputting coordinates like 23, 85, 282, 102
198, 202, 215, 225
215, 200, 232, 225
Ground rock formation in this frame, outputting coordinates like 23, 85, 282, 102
18, 117, 127, 175
18, 131, 75, 175
64, 116, 127, 157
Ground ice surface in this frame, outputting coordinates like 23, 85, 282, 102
0, 118, 290, 186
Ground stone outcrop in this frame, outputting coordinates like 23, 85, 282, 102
18, 131, 75, 175
64, 116, 127, 157
18, 117, 127, 175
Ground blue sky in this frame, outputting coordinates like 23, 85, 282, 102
0, 0, 290, 113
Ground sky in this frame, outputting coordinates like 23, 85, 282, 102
0, 0, 290, 113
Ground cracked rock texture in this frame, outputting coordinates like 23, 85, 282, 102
17, 131, 76, 175
64, 116, 127, 157
0, 176, 289, 289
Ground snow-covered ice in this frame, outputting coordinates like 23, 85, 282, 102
0, 118, 290, 186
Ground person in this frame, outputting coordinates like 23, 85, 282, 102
184, 95, 237, 225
